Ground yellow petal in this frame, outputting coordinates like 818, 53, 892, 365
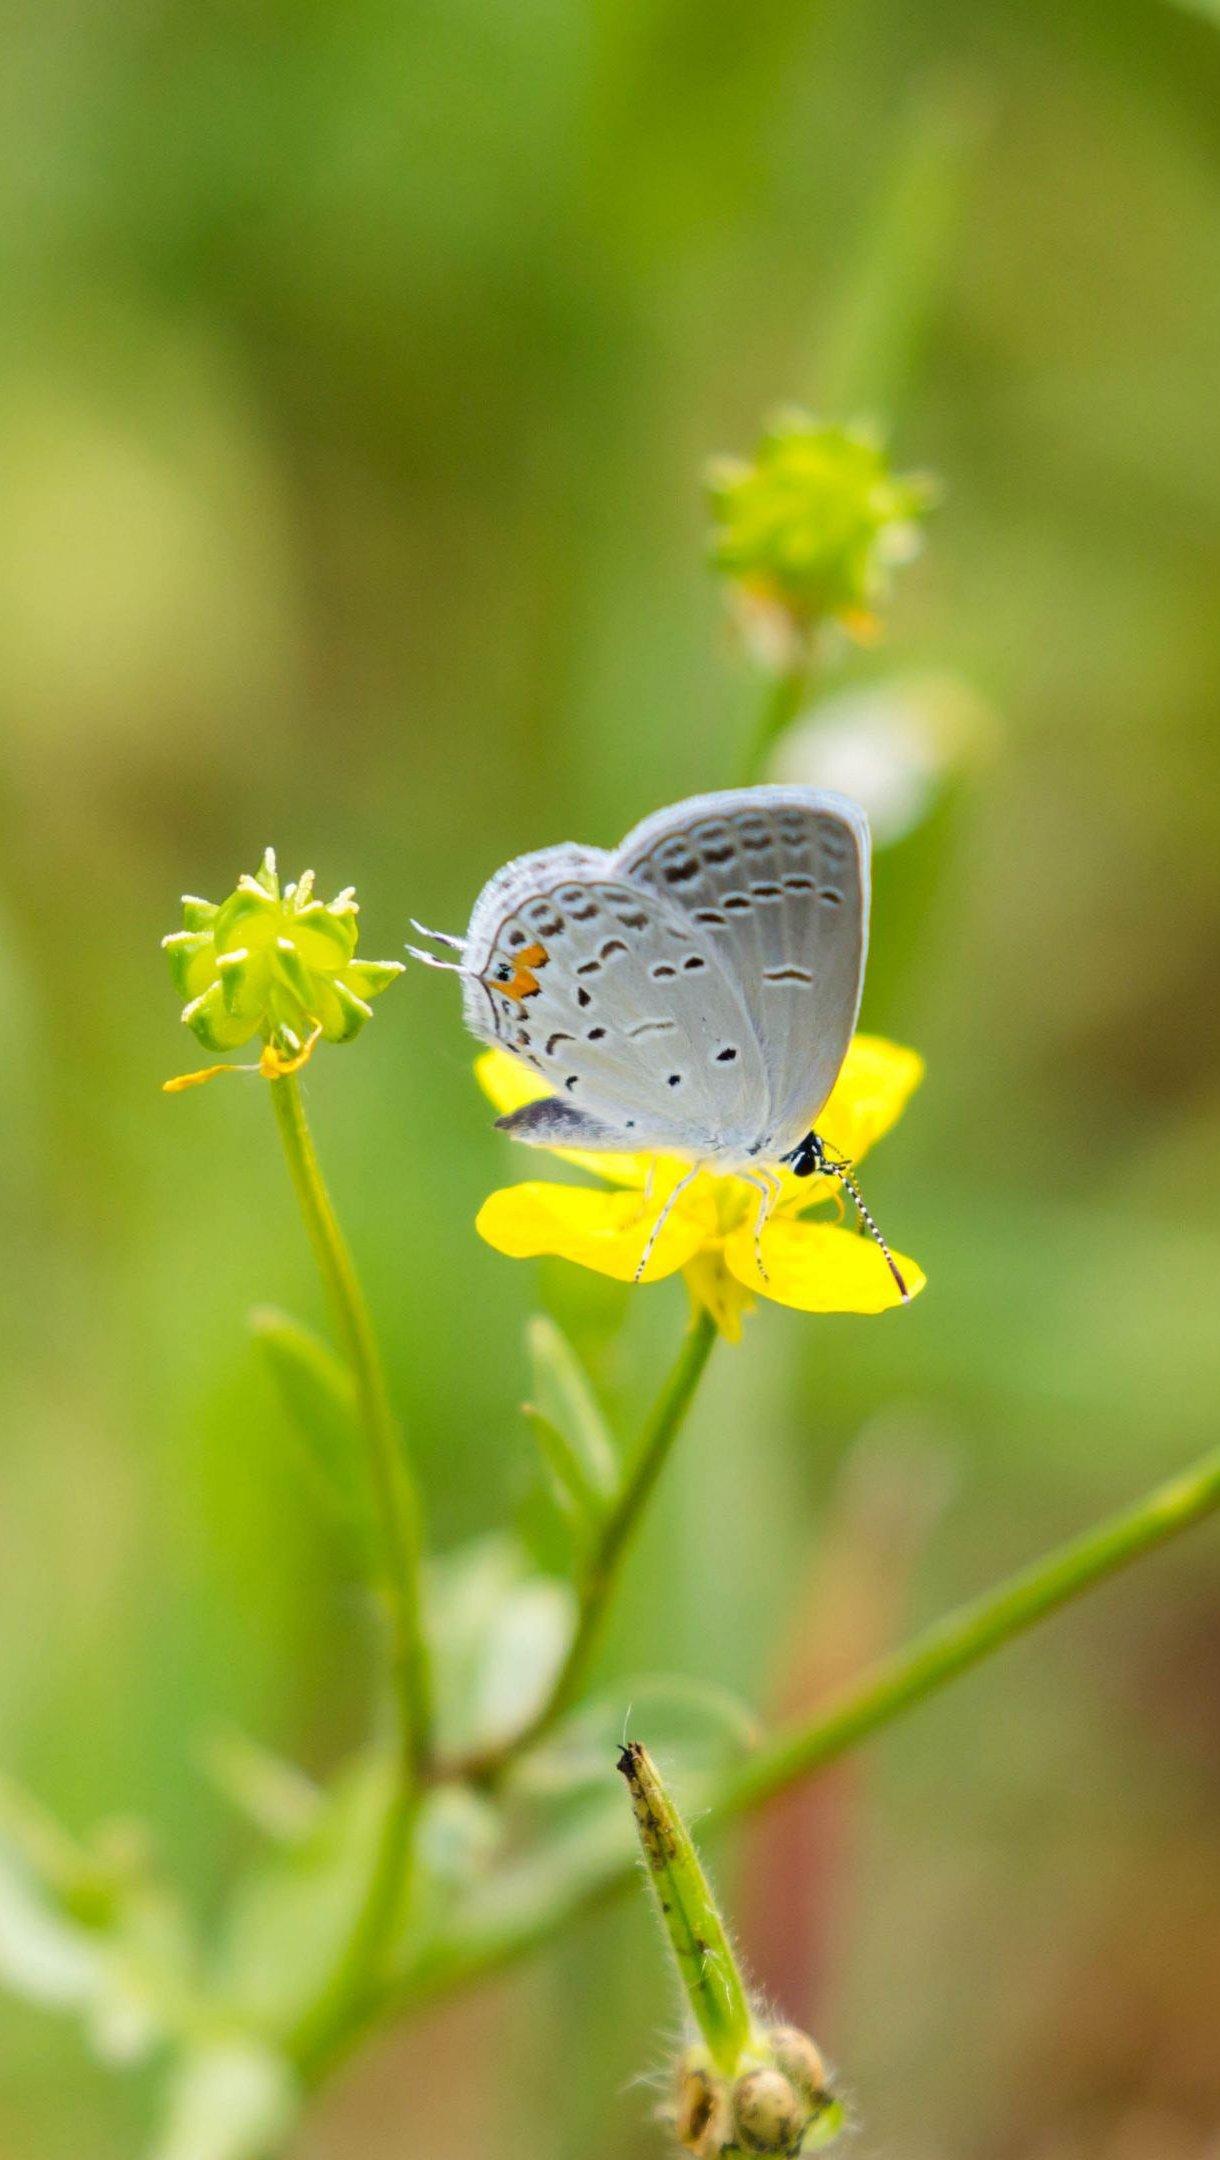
816, 1034, 925, 1165
476, 1180, 716, 1284
724, 1215, 926, 1314
473, 1050, 663, 1188
475, 1047, 549, 1117
682, 1248, 756, 1343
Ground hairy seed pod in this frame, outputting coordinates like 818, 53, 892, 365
763, 2023, 828, 2106
732, 2066, 805, 2154
673, 2053, 731, 2156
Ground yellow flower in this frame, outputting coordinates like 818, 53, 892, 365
473, 1036, 926, 1340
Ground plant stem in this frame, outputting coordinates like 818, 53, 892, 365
269, 1075, 431, 1776
267, 1074, 432, 2078
710, 1440, 1220, 1820
384, 1439, 1220, 2011
452, 1305, 718, 1782
738, 658, 812, 785
618, 1740, 754, 2073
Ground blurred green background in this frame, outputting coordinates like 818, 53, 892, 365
3, 0, 1220, 2152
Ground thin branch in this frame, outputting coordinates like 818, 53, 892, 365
267, 1074, 431, 2076
382, 1439, 1220, 2016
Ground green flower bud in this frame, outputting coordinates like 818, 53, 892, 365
162, 849, 403, 1066
707, 411, 934, 657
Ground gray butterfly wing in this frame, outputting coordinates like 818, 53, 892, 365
615, 787, 870, 1159
461, 842, 769, 1157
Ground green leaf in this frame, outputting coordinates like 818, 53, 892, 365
150, 2042, 298, 2160
0, 1779, 199, 2064
524, 1316, 617, 1543
198, 1730, 323, 1847
249, 1308, 372, 1564
429, 1535, 577, 1761
395, 1783, 638, 2009
213, 1751, 395, 2033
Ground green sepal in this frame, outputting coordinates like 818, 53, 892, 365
800, 2095, 846, 2150
213, 884, 279, 954
179, 896, 218, 931
252, 847, 280, 897
324, 978, 375, 1043
270, 938, 317, 1011
161, 929, 214, 1002
181, 983, 259, 1051
346, 958, 406, 999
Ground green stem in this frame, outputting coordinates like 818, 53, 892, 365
453, 1306, 718, 1781
712, 1442, 1220, 1823
738, 658, 812, 786
384, 1439, 1220, 2012
269, 1075, 431, 1775
618, 1740, 753, 2073
267, 1074, 432, 2073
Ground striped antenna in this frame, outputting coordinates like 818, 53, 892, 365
827, 1158, 909, 1303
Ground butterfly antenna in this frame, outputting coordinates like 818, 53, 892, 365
829, 1159, 910, 1303
404, 940, 473, 976
409, 918, 466, 952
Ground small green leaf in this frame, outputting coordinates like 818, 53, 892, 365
250, 1308, 372, 1564
198, 1730, 323, 1847
429, 1536, 577, 1761
525, 1316, 617, 1537
0, 1780, 199, 2064
150, 2041, 298, 2160
214, 1751, 395, 2031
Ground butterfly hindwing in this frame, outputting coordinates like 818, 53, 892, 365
615, 787, 869, 1157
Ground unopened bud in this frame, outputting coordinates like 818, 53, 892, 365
732, 2066, 805, 2153
673, 2051, 732, 2156
763, 2024, 828, 2107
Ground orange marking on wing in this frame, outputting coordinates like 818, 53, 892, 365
499, 942, 549, 1003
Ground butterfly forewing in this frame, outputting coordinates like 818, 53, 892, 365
615, 787, 869, 1158
462, 845, 768, 1156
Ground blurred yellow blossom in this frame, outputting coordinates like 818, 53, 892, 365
474, 1035, 925, 1339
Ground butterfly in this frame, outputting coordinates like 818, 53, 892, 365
408, 786, 908, 1297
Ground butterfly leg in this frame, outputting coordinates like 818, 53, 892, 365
633, 1164, 701, 1283
737, 1168, 781, 1284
